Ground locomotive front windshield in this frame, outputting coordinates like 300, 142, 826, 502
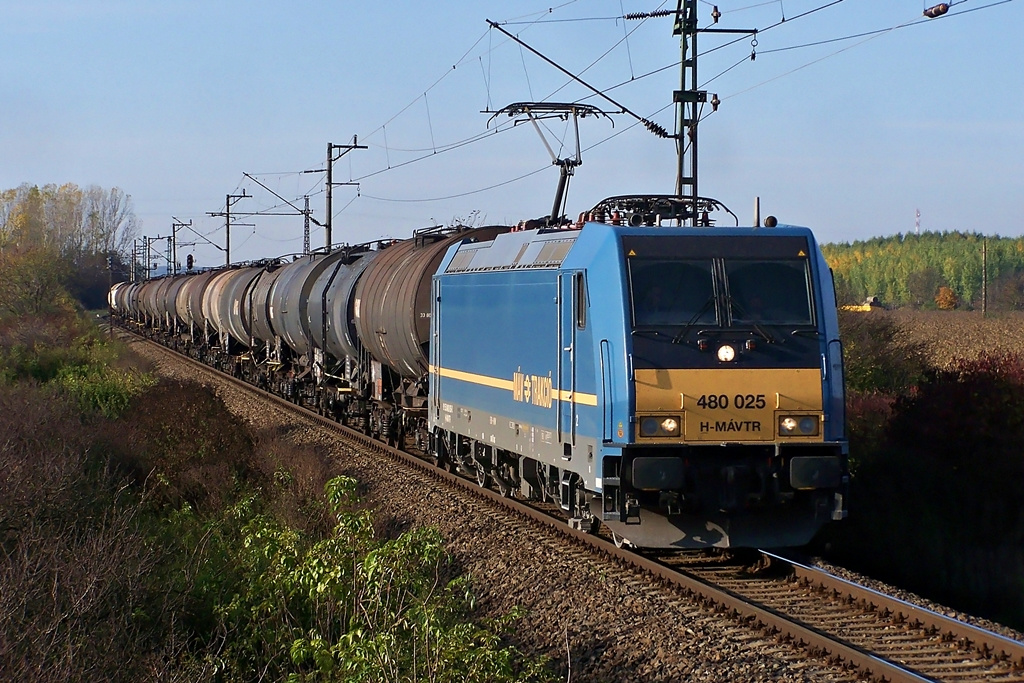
629, 255, 815, 328
724, 259, 813, 325
631, 259, 717, 326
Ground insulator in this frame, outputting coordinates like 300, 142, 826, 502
923, 3, 949, 18
711, 94, 720, 112
711, 5, 721, 23
624, 9, 673, 20
642, 119, 670, 138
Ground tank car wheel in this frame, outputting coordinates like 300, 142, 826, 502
611, 531, 633, 549
495, 473, 513, 498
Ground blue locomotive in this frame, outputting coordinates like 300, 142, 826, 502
428, 197, 848, 548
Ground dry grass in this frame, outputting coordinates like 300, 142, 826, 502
885, 309, 1024, 367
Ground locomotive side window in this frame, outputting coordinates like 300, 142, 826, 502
724, 259, 813, 325
575, 271, 587, 329
630, 259, 716, 326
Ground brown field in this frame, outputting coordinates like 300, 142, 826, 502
879, 309, 1024, 367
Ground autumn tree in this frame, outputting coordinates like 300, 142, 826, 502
0, 184, 139, 308
935, 286, 959, 310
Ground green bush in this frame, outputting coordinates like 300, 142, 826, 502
53, 363, 155, 418
165, 476, 552, 683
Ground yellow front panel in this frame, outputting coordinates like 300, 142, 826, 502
635, 368, 823, 443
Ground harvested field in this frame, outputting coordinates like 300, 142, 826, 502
879, 309, 1024, 367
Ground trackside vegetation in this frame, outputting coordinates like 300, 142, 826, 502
829, 310, 1024, 630
0, 241, 553, 681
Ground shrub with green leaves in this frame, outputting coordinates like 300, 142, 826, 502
164, 476, 552, 683
53, 363, 155, 418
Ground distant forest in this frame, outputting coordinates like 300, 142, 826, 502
822, 232, 1024, 310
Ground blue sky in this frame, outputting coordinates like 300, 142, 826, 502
3, 1, 1022, 267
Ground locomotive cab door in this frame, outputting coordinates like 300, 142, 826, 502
430, 277, 441, 425
558, 271, 582, 450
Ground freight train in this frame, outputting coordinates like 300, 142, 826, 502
110, 194, 848, 549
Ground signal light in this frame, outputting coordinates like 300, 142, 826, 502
923, 3, 949, 18
186, 254, 194, 270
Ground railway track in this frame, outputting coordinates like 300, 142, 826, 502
123, 326, 1024, 682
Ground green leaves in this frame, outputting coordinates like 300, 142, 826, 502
176, 476, 551, 682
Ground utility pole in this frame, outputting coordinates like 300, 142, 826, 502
171, 217, 192, 274
131, 239, 137, 282
303, 196, 311, 255
325, 138, 365, 252
106, 253, 113, 337
983, 238, 988, 317
672, 1, 754, 224
208, 191, 250, 266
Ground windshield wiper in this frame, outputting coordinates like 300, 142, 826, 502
671, 295, 717, 344
632, 328, 680, 343
727, 299, 777, 343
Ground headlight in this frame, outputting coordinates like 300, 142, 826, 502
779, 414, 820, 436
717, 344, 736, 362
640, 415, 681, 437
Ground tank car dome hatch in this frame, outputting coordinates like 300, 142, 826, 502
355, 225, 512, 378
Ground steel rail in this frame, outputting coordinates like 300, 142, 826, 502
767, 551, 1024, 670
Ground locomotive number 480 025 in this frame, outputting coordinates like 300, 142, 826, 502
694, 393, 767, 410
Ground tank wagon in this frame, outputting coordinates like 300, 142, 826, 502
112, 201, 847, 549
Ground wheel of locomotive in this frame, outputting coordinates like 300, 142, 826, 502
535, 460, 556, 503
494, 465, 514, 498
431, 429, 455, 473
474, 461, 491, 489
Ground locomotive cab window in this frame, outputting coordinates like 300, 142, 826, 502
724, 259, 813, 326
629, 259, 716, 327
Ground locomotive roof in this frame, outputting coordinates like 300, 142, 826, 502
440, 221, 820, 275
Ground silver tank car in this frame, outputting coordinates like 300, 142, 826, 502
308, 247, 380, 362
218, 267, 263, 347
269, 251, 351, 358
248, 265, 285, 345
